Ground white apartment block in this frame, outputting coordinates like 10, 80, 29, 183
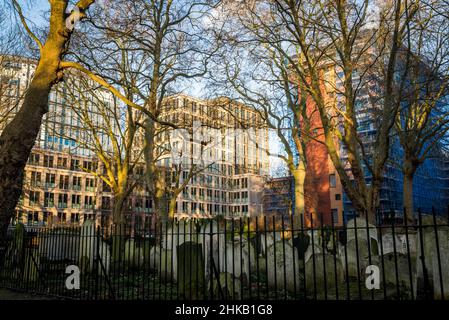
155, 94, 270, 218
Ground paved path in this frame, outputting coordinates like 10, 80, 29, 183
0, 288, 58, 300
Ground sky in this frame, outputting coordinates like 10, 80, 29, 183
16, 0, 288, 177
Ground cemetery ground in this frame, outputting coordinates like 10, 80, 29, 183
0, 288, 58, 300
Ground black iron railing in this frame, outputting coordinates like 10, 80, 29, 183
1, 208, 448, 300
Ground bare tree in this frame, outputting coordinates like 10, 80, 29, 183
66, 0, 220, 223
394, 0, 449, 222
250, 0, 422, 224
206, 0, 317, 222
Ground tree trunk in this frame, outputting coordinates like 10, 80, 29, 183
0, 47, 63, 237
292, 166, 306, 217
168, 197, 177, 220
403, 159, 416, 225
0, 0, 94, 238
111, 192, 127, 261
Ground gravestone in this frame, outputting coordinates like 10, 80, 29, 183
76, 221, 110, 275
342, 238, 378, 279
23, 248, 40, 282
219, 239, 255, 284
199, 221, 226, 280
293, 232, 310, 260
39, 229, 80, 261
149, 246, 161, 270
382, 252, 414, 294
342, 218, 379, 279
209, 272, 241, 300
266, 240, 301, 293
431, 227, 449, 299
381, 231, 417, 256
304, 241, 322, 264
124, 239, 145, 269
305, 253, 344, 294
415, 215, 449, 299
160, 249, 177, 282
346, 218, 378, 251
161, 220, 199, 278
177, 242, 205, 299
97, 241, 111, 276
260, 232, 281, 256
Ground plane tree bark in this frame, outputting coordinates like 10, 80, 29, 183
0, 0, 95, 237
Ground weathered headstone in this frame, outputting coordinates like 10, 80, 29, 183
209, 272, 241, 300
124, 239, 145, 269
177, 241, 205, 299
266, 240, 301, 293
149, 246, 161, 270
415, 215, 449, 299
39, 228, 80, 261
432, 227, 449, 300
346, 218, 378, 252
23, 248, 40, 282
199, 221, 225, 280
381, 231, 416, 256
382, 252, 414, 295
305, 253, 344, 294
260, 232, 281, 256
341, 218, 379, 279
160, 249, 177, 282
219, 239, 255, 284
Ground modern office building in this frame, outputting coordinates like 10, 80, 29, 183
155, 94, 270, 218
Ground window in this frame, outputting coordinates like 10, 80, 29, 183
335, 194, 341, 201
27, 211, 39, 225
43, 212, 49, 225
59, 175, 69, 190
83, 160, 94, 171
44, 155, 54, 168
70, 159, 80, 171
58, 212, 67, 223
57, 157, 68, 168
72, 194, 81, 208
44, 192, 54, 207
72, 176, 82, 190
58, 193, 68, 208
70, 213, 80, 223
331, 209, 339, 224
84, 196, 94, 209
28, 153, 40, 165
30, 171, 41, 187
329, 174, 336, 188
85, 178, 95, 191
29, 191, 40, 206
45, 173, 56, 188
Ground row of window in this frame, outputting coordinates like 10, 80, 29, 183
28, 171, 98, 191
14, 210, 95, 226
26, 191, 96, 209
179, 202, 249, 215
28, 153, 96, 171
